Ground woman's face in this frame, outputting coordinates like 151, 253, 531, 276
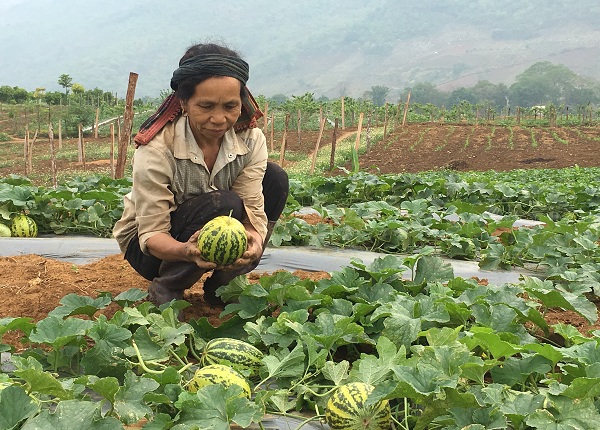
181, 76, 242, 144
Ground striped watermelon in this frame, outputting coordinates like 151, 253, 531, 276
201, 338, 263, 376
187, 364, 251, 398
325, 382, 392, 430
197, 215, 247, 265
11, 215, 38, 238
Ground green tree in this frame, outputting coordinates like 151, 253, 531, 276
0, 85, 15, 103
508, 61, 599, 107
365, 85, 390, 107
57, 74, 73, 97
12, 87, 29, 104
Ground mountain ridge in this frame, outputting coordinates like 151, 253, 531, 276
1, 0, 599, 100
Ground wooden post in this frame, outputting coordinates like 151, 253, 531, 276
395, 100, 402, 125
24, 126, 28, 159
78, 124, 84, 162
115, 72, 138, 178
26, 129, 37, 176
365, 112, 372, 152
516, 107, 521, 125
402, 92, 411, 127
329, 118, 338, 171
49, 123, 57, 188
110, 122, 116, 179
310, 116, 327, 175
94, 107, 100, 138
354, 112, 364, 151
383, 103, 389, 140
262, 102, 269, 135
58, 119, 62, 150
269, 113, 274, 152
297, 109, 302, 148
279, 114, 290, 168
341, 96, 345, 130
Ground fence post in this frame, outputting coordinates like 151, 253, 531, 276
115, 72, 138, 179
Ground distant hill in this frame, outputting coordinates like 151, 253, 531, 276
1, 0, 600, 100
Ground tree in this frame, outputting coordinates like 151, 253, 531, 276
71, 83, 85, 102
365, 85, 390, 107
0, 85, 15, 103
57, 74, 73, 97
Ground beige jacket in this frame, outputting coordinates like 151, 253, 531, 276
113, 115, 268, 254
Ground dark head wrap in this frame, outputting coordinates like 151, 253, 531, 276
134, 53, 262, 146
170, 54, 250, 90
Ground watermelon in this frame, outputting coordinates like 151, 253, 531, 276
325, 382, 392, 430
0, 223, 11, 237
187, 364, 251, 398
11, 215, 38, 238
201, 337, 263, 375
197, 215, 247, 265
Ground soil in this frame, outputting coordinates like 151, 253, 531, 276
2, 121, 600, 350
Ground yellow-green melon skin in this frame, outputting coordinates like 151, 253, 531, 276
201, 337, 263, 376
11, 215, 37, 237
187, 364, 251, 398
0, 223, 11, 237
197, 216, 248, 265
325, 382, 392, 430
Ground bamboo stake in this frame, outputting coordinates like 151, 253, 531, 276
78, 124, 86, 169
354, 112, 364, 151
58, 119, 62, 150
110, 122, 116, 179
341, 96, 345, 130
26, 129, 38, 176
78, 124, 83, 162
49, 123, 57, 188
23, 126, 28, 159
329, 118, 338, 171
94, 107, 100, 138
279, 113, 290, 167
297, 109, 302, 149
383, 103, 389, 140
115, 72, 138, 178
269, 113, 274, 152
262, 102, 269, 135
310, 116, 327, 175
402, 92, 411, 127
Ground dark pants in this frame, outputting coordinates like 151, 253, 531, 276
124, 162, 289, 282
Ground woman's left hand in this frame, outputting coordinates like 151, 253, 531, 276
219, 225, 263, 270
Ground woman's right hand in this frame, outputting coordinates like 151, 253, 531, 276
146, 231, 217, 270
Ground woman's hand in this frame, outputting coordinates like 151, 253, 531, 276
217, 224, 263, 271
146, 231, 217, 270
185, 231, 219, 270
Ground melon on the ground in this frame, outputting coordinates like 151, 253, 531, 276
197, 215, 248, 265
200, 337, 263, 376
0, 223, 11, 237
325, 382, 392, 430
11, 215, 38, 238
187, 364, 251, 398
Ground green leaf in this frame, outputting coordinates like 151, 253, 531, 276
28, 316, 94, 348
13, 357, 72, 399
113, 371, 160, 425
262, 344, 306, 380
20, 400, 122, 429
322, 360, 350, 385
412, 255, 455, 285
525, 397, 600, 429
48, 293, 112, 318
0, 386, 38, 429
86, 376, 120, 404
175, 384, 261, 430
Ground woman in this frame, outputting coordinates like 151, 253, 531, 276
113, 42, 289, 313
